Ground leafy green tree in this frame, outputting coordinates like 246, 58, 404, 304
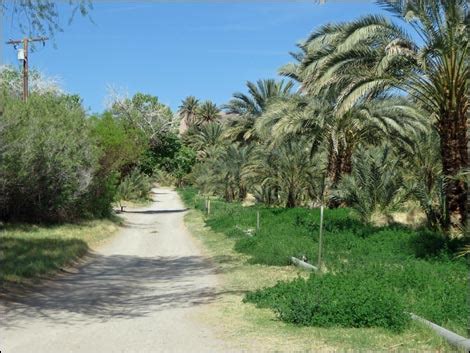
90, 111, 146, 175
0, 93, 99, 221
110, 92, 175, 143
185, 122, 225, 160
224, 79, 294, 116
194, 144, 253, 202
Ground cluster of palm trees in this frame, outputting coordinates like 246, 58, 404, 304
179, 0, 468, 234
178, 97, 221, 130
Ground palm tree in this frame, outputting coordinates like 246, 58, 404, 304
204, 145, 253, 202
186, 122, 225, 160
399, 130, 447, 230
196, 101, 221, 124
223, 79, 294, 143
224, 79, 294, 116
245, 140, 323, 208
256, 92, 425, 193
333, 146, 406, 224
298, 0, 469, 230
178, 96, 199, 131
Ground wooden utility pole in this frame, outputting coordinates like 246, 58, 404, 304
6, 37, 48, 101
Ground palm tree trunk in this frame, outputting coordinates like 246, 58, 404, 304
286, 188, 296, 208
438, 111, 468, 230
341, 145, 353, 175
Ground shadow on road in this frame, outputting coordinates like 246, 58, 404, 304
2, 253, 228, 329
124, 209, 189, 215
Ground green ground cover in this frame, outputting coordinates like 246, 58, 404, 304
179, 187, 468, 335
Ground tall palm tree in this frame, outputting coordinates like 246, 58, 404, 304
196, 101, 221, 124
224, 79, 294, 116
297, 0, 469, 230
178, 96, 199, 130
256, 92, 425, 192
223, 79, 294, 143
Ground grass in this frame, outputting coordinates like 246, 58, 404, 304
0, 218, 120, 287
179, 187, 467, 351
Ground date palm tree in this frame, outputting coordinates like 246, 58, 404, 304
186, 122, 224, 160
298, 0, 469, 230
196, 101, 221, 124
245, 140, 323, 208
223, 79, 294, 143
178, 96, 199, 130
256, 92, 425, 193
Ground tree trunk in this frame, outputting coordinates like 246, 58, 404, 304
286, 188, 296, 208
341, 145, 353, 175
438, 110, 468, 231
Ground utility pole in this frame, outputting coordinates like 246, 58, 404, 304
5, 37, 48, 101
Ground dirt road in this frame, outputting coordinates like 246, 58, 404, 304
1, 188, 227, 353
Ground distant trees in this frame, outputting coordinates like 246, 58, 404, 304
223, 79, 294, 143
196, 101, 221, 124
178, 96, 200, 130
0, 65, 62, 97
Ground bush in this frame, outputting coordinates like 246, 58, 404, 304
115, 169, 152, 205
245, 271, 410, 332
0, 93, 100, 222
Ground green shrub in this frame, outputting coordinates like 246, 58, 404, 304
0, 93, 100, 222
178, 187, 469, 334
245, 271, 410, 332
115, 169, 152, 204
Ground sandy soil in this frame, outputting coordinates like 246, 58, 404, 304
0, 188, 229, 353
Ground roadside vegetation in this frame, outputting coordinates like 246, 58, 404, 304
175, 0, 469, 341
0, 68, 194, 286
181, 192, 457, 351
180, 188, 467, 337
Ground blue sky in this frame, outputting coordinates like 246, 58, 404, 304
2, 1, 387, 114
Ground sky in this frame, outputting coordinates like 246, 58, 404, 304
2, 1, 388, 114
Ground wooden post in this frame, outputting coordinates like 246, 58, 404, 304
256, 210, 260, 232
317, 205, 324, 271
207, 199, 211, 215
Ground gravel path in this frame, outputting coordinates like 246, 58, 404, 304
1, 188, 226, 353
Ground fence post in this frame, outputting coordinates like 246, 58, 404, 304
317, 205, 324, 271
256, 210, 260, 232
207, 199, 211, 215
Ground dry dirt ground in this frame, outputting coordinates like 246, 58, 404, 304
1, 188, 230, 353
